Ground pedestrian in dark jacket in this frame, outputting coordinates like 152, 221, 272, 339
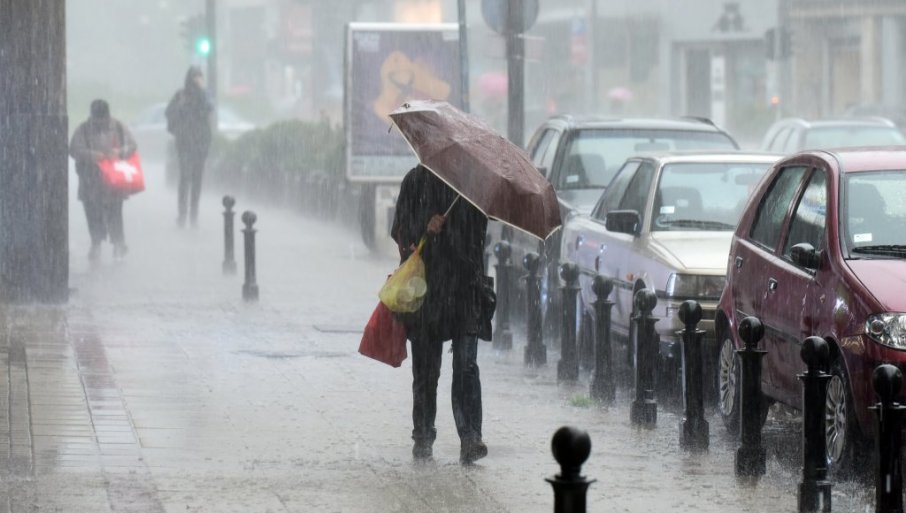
69, 99, 137, 261
391, 164, 491, 464
166, 66, 213, 227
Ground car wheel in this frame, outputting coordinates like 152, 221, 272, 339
825, 357, 864, 474
717, 336, 741, 434
578, 302, 595, 371
539, 256, 562, 344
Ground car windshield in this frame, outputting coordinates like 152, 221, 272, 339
844, 171, 906, 258
804, 126, 906, 149
559, 129, 737, 189
651, 162, 772, 232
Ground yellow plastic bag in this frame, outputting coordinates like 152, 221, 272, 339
379, 238, 428, 313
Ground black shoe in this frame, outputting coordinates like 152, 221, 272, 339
460, 439, 488, 465
413, 440, 433, 461
113, 243, 128, 259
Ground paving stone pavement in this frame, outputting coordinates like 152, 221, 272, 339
0, 166, 878, 512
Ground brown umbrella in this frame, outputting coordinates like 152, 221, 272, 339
388, 100, 561, 241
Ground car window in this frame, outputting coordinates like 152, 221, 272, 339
617, 162, 656, 221
767, 127, 791, 152
783, 169, 827, 256
804, 126, 906, 149
593, 160, 640, 220
843, 171, 906, 253
782, 128, 801, 153
530, 129, 556, 166
556, 128, 736, 190
749, 166, 808, 250
540, 130, 562, 171
652, 162, 774, 232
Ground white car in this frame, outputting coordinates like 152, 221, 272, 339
560, 151, 780, 394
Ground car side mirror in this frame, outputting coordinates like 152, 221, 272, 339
536, 166, 547, 178
790, 242, 821, 269
605, 209, 641, 236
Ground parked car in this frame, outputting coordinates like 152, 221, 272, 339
716, 147, 906, 471
760, 117, 906, 154
560, 152, 779, 388
488, 116, 740, 335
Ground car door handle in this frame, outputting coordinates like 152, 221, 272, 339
735, 256, 744, 269
575, 236, 584, 250
768, 277, 778, 292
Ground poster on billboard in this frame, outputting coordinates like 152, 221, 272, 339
345, 23, 462, 182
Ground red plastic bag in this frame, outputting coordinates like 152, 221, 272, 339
359, 302, 408, 367
97, 152, 145, 194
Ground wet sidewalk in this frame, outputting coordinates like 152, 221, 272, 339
1, 166, 875, 512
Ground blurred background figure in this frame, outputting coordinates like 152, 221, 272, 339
69, 99, 137, 261
166, 66, 214, 228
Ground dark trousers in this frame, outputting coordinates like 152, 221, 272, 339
411, 335, 482, 444
83, 198, 124, 246
176, 142, 207, 223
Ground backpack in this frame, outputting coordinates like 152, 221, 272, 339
165, 92, 185, 136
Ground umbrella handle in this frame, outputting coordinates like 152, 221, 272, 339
415, 196, 459, 255
443, 195, 460, 217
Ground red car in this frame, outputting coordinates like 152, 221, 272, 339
716, 147, 906, 470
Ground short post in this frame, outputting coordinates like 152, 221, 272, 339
798, 336, 832, 513
590, 276, 615, 404
872, 364, 905, 513
222, 196, 237, 275
679, 300, 709, 451
241, 211, 259, 302
546, 426, 594, 513
493, 241, 513, 351
558, 263, 580, 382
630, 289, 658, 428
735, 316, 767, 479
524, 252, 547, 367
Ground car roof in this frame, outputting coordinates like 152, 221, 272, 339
774, 117, 898, 129
628, 150, 783, 165
807, 147, 906, 173
541, 115, 731, 132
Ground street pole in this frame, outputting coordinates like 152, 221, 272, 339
0, 0, 69, 303
506, 0, 525, 147
458, 0, 470, 113
206, 0, 217, 106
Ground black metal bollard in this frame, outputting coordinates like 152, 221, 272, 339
546, 426, 594, 513
872, 364, 905, 513
630, 289, 658, 427
493, 241, 513, 351
798, 336, 832, 513
524, 252, 547, 367
241, 211, 259, 302
558, 263, 580, 382
222, 196, 237, 275
679, 300, 709, 451
735, 316, 767, 479
590, 276, 615, 404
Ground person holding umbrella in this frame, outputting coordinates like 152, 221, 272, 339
387, 101, 561, 464
391, 164, 490, 464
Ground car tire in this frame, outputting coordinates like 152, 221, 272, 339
717, 334, 771, 436
717, 336, 741, 434
578, 302, 595, 371
825, 356, 865, 475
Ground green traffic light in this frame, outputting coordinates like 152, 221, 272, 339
195, 37, 211, 56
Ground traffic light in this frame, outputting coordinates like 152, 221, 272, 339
180, 14, 210, 56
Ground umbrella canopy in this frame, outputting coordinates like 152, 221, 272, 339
388, 100, 561, 241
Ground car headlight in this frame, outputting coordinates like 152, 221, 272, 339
665, 273, 726, 300
865, 313, 906, 350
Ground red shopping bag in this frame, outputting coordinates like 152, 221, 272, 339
97, 152, 145, 194
359, 302, 408, 367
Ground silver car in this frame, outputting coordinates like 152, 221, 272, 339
560, 152, 781, 390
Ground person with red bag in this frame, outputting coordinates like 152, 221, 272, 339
69, 99, 137, 261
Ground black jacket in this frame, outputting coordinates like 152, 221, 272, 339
391, 165, 491, 344
165, 82, 213, 150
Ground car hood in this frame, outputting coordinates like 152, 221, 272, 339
845, 259, 906, 311
557, 188, 605, 215
647, 231, 733, 272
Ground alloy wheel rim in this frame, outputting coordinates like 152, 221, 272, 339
825, 375, 847, 464
718, 339, 737, 416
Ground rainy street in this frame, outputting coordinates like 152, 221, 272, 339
0, 166, 878, 512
